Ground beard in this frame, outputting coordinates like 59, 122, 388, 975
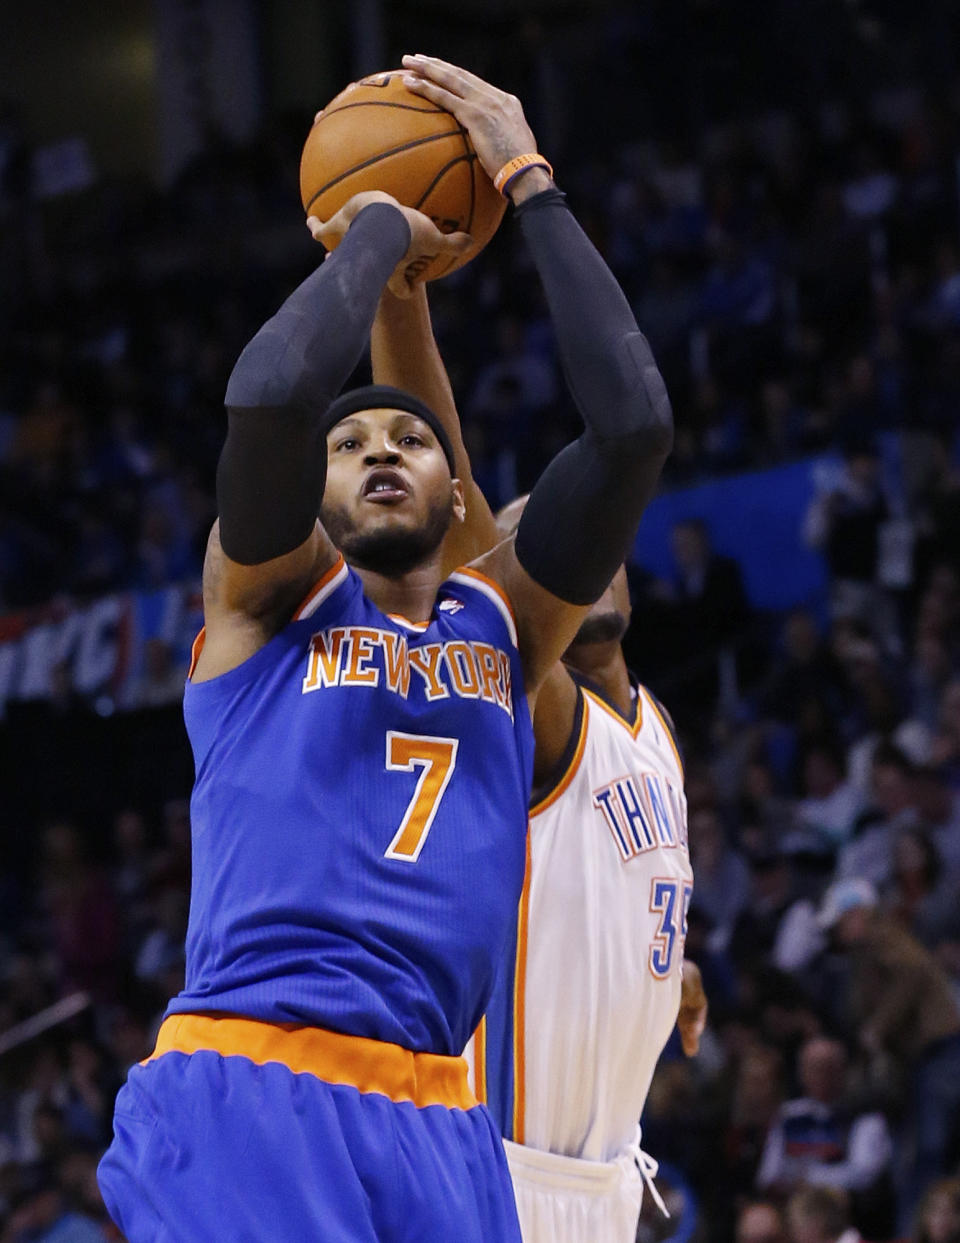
321, 492, 453, 577
569, 610, 629, 647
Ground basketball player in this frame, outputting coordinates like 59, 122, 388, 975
97, 56, 675, 1243
482, 502, 700, 1243
375, 292, 703, 1240
375, 288, 704, 1239
371, 154, 703, 1243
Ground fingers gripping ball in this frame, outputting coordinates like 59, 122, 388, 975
300, 70, 506, 281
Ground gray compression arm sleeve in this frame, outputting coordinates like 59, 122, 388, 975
513, 189, 673, 604
216, 203, 410, 565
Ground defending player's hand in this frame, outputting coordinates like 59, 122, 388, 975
400, 55, 539, 186
677, 959, 708, 1058
307, 192, 471, 299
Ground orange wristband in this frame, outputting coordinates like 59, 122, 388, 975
493, 154, 554, 196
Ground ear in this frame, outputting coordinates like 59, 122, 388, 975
451, 478, 466, 524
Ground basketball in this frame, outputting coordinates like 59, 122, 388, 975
300, 69, 506, 281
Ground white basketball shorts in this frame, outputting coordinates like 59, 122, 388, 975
503, 1136, 661, 1243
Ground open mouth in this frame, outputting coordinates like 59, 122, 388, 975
362, 467, 409, 503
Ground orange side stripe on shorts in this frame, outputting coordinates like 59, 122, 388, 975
145, 1014, 477, 1110
473, 1015, 488, 1105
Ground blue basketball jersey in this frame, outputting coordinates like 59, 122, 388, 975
170, 555, 534, 1056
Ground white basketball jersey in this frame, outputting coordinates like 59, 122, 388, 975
467, 679, 692, 1164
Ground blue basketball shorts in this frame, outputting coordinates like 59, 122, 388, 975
97, 1013, 522, 1242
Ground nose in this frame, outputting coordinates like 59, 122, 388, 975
363, 434, 401, 466
363, 447, 401, 467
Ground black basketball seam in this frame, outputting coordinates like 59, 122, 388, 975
413, 153, 473, 213
456, 122, 477, 234
319, 100, 446, 117
304, 131, 464, 212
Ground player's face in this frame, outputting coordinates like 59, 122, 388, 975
567, 565, 631, 649
321, 408, 465, 575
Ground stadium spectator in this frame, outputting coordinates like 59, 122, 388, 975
756, 1037, 893, 1225
737, 1201, 789, 1243
36, 824, 121, 1001
836, 744, 919, 888
882, 827, 960, 950
785, 1185, 865, 1243
0, 1168, 107, 1243
804, 441, 890, 633
723, 1044, 786, 1202
912, 1178, 960, 1243
795, 740, 865, 851
913, 765, 960, 876
930, 680, 960, 789
760, 610, 849, 733
818, 878, 960, 1221
688, 804, 753, 952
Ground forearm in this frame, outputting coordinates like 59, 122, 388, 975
517, 187, 672, 447
217, 204, 410, 564
372, 287, 501, 568
371, 287, 468, 477
226, 204, 410, 412
513, 188, 673, 603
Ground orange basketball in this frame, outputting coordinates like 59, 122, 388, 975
300, 69, 506, 281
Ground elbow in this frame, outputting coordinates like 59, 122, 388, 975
642, 407, 674, 459
639, 359, 675, 456
607, 356, 675, 460
224, 324, 300, 409
603, 393, 674, 463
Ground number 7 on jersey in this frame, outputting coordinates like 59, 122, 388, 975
384, 732, 459, 862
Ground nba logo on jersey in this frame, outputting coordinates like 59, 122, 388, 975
439, 597, 465, 614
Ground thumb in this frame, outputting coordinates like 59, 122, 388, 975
309, 212, 351, 250
442, 230, 473, 254
678, 1006, 706, 1057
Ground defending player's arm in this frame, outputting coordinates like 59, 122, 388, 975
198, 195, 469, 678
370, 286, 500, 572
403, 57, 673, 693
677, 959, 708, 1056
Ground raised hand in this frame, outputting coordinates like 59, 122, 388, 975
400, 55, 539, 186
308, 191, 471, 298
677, 959, 708, 1057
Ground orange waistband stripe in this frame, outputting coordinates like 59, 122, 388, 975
145, 1013, 478, 1110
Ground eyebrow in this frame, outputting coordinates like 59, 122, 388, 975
390, 412, 432, 434
330, 418, 364, 435
330, 413, 432, 435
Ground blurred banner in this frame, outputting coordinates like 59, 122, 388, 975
633, 457, 830, 612
0, 459, 835, 716
0, 582, 202, 717
154, 0, 262, 183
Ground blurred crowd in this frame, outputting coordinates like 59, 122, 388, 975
3, 3, 960, 1241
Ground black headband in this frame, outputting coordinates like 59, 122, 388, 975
321, 385, 456, 477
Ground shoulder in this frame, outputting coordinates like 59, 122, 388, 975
442, 565, 518, 648
636, 682, 684, 765
466, 538, 593, 694
530, 672, 587, 813
201, 518, 341, 631
192, 544, 355, 684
